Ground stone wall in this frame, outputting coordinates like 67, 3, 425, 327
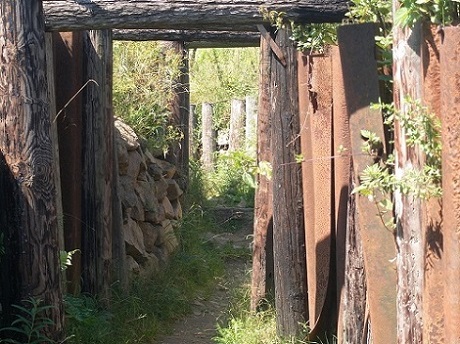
115, 118, 183, 276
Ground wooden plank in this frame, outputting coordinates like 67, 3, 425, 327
392, 5, 424, 340
201, 103, 215, 171
250, 35, 274, 311
52, 31, 84, 295
43, 0, 348, 32
113, 29, 260, 47
441, 25, 460, 344
229, 99, 245, 151
337, 23, 397, 343
271, 27, 307, 337
81, 30, 114, 300
0, 0, 64, 338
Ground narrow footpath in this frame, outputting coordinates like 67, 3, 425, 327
156, 207, 254, 344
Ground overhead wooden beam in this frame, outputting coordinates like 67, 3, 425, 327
43, 0, 348, 32
113, 29, 260, 48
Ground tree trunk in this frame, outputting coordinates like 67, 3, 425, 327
392, 4, 424, 341
113, 29, 260, 48
52, 31, 85, 295
441, 26, 460, 344
0, 0, 63, 338
250, 35, 274, 312
229, 99, 245, 152
81, 30, 114, 301
271, 27, 307, 337
201, 103, 215, 172
43, 0, 348, 32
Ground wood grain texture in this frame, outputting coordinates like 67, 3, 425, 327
250, 35, 274, 312
271, 27, 307, 337
392, 11, 424, 343
43, 0, 348, 32
0, 0, 63, 337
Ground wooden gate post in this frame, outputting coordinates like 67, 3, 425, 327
392, 4, 424, 340
229, 99, 245, 152
251, 35, 274, 312
201, 102, 215, 171
0, 0, 64, 338
271, 27, 307, 337
440, 26, 460, 344
81, 29, 114, 300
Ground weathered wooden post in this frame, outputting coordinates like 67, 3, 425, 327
271, 26, 307, 337
441, 26, 460, 344
245, 95, 257, 156
392, 2, 424, 340
251, 35, 274, 312
81, 29, 114, 300
0, 0, 64, 338
52, 31, 85, 295
201, 102, 215, 171
229, 99, 245, 152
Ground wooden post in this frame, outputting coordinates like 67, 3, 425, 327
52, 31, 84, 295
229, 99, 245, 152
251, 35, 274, 311
392, 1, 424, 340
81, 29, 114, 300
43, 0, 349, 32
0, 0, 64, 338
245, 95, 257, 156
441, 26, 460, 344
201, 102, 215, 171
271, 27, 307, 337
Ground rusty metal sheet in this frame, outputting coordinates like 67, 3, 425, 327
337, 23, 397, 343
440, 26, 460, 344
298, 51, 334, 333
421, 23, 444, 344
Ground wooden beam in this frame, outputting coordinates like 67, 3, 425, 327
113, 29, 260, 47
43, 0, 348, 32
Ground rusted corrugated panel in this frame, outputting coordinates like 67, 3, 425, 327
298, 51, 335, 335
331, 45, 367, 343
421, 23, 444, 344
337, 23, 397, 343
440, 26, 460, 344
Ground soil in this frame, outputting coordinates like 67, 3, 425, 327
155, 207, 254, 344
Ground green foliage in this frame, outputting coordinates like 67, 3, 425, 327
113, 41, 183, 154
0, 298, 55, 344
59, 249, 79, 271
353, 98, 442, 231
204, 151, 257, 207
65, 206, 225, 343
290, 23, 338, 53
395, 0, 460, 27
190, 48, 259, 131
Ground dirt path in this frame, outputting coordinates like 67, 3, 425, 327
155, 207, 253, 344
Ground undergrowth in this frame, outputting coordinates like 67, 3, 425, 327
65, 205, 225, 344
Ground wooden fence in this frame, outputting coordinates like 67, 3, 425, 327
252, 22, 460, 343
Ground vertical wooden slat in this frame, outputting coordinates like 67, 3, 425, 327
338, 23, 397, 343
272, 27, 307, 337
52, 31, 84, 295
440, 26, 460, 344
81, 29, 113, 300
0, 0, 63, 338
251, 35, 274, 312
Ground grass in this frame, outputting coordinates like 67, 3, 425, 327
64, 205, 226, 343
